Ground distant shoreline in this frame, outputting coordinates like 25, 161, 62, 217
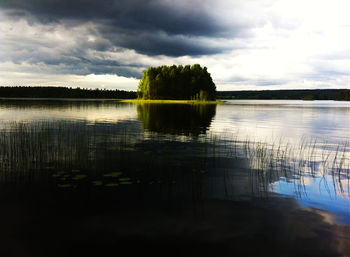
0, 86, 137, 99
0, 97, 124, 101
217, 89, 350, 101
0, 87, 349, 101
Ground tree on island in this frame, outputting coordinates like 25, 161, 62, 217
137, 64, 216, 100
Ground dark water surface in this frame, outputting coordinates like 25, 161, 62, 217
0, 99, 349, 256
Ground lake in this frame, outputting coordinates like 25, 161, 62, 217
0, 98, 349, 256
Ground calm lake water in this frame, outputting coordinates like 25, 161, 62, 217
0, 98, 349, 256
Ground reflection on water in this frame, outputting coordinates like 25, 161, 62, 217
0, 99, 138, 124
211, 100, 350, 225
212, 100, 350, 143
137, 103, 216, 135
0, 99, 349, 256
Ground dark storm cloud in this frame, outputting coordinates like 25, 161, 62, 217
75, 57, 145, 78
0, 0, 236, 57
0, 0, 225, 36
101, 27, 228, 56
0, 23, 145, 79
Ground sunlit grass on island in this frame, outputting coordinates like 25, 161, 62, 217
120, 99, 223, 104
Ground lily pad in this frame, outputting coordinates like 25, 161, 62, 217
118, 177, 131, 181
103, 172, 122, 178
105, 183, 119, 187
92, 180, 103, 186
120, 181, 133, 185
57, 184, 73, 188
72, 174, 87, 180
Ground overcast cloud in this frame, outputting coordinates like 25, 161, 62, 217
1, 0, 350, 90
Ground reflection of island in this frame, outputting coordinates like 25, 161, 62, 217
137, 104, 216, 135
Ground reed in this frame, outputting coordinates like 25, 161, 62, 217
0, 121, 348, 198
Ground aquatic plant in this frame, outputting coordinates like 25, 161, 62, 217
0, 120, 348, 200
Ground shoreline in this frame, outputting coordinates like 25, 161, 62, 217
120, 99, 223, 104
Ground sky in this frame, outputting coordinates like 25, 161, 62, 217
1, 0, 350, 91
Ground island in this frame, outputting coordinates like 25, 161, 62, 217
136, 64, 216, 101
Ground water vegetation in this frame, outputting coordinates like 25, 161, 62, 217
0, 101, 349, 256
0, 120, 348, 198
137, 64, 216, 100
0, 115, 349, 255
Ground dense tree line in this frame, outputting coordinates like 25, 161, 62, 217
336, 90, 350, 101
217, 89, 350, 101
0, 86, 137, 99
137, 64, 216, 100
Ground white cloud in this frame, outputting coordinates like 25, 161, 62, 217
0, 62, 139, 90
